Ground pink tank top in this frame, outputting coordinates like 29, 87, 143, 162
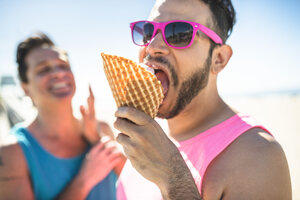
117, 113, 271, 200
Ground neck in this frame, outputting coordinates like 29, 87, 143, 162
167, 87, 235, 141
31, 103, 80, 139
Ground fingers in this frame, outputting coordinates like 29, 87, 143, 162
108, 157, 122, 168
116, 133, 136, 158
88, 103, 95, 118
88, 84, 95, 99
90, 139, 120, 155
115, 107, 153, 126
99, 123, 115, 139
116, 133, 131, 145
94, 144, 123, 170
89, 141, 105, 155
100, 145, 115, 157
88, 85, 95, 104
80, 103, 90, 120
113, 118, 139, 138
105, 155, 122, 172
81, 85, 95, 119
80, 105, 86, 118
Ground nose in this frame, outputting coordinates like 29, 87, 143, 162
146, 31, 169, 57
50, 66, 67, 79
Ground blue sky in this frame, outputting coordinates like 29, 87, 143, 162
0, 0, 300, 121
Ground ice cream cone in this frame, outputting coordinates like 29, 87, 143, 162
101, 53, 164, 118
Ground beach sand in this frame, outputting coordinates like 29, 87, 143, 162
225, 94, 300, 199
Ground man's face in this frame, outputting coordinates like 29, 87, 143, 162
139, 0, 214, 119
23, 46, 76, 106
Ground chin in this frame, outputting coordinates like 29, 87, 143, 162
155, 94, 173, 119
156, 112, 166, 119
156, 105, 172, 119
52, 91, 74, 102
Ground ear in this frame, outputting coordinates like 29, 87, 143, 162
21, 82, 30, 96
211, 45, 232, 75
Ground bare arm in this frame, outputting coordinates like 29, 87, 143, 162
114, 107, 202, 200
202, 129, 292, 200
225, 130, 291, 199
0, 144, 34, 200
159, 155, 202, 200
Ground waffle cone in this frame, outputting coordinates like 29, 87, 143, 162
101, 53, 164, 118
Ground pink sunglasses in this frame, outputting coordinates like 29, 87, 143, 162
130, 20, 223, 49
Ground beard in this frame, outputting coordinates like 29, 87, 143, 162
161, 56, 211, 119
148, 50, 212, 119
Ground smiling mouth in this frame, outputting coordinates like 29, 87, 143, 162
49, 81, 72, 94
51, 82, 68, 90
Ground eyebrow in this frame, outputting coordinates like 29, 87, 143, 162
35, 60, 49, 68
34, 59, 68, 69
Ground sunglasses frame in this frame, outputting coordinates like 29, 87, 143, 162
130, 20, 223, 49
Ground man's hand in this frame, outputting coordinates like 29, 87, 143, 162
114, 107, 201, 199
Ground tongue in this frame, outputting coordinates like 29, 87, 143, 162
155, 71, 169, 96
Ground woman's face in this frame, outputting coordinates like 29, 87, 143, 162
22, 46, 76, 107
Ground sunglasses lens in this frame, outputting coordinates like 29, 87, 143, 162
165, 22, 193, 47
132, 21, 154, 46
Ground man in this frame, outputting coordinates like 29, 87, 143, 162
114, 0, 292, 199
0, 33, 124, 199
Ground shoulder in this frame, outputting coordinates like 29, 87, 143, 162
227, 128, 287, 168
0, 140, 34, 198
202, 128, 292, 199
229, 128, 279, 155
0, 141, 28, 177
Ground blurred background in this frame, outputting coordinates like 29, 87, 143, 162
0, 0, 299, 198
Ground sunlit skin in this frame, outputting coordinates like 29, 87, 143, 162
115, 0, 292, 199
115, 0, 233, 198
0, 45, 126, 199
21, 47, 84, 156
139, 0, 234, 140
23, 47, 75, 107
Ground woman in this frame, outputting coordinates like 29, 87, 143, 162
0, 33, 125, 200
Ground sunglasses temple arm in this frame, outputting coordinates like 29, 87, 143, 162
199, 27, 223, 45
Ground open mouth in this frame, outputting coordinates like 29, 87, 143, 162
154, 69, 169, 97
143, 62, 170, 99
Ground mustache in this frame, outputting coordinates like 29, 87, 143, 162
144, 55, 170, 66
144, 55, 178, 87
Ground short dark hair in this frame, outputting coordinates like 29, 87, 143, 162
16, 32, 54, 83
201, 0, 236, 43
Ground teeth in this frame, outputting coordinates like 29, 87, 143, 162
140, 63, 155, 75
52, 82, 67, 89
146, 67, 155, 75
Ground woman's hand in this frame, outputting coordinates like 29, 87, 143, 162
76, 139, 123, 193
80, 85, 100, 144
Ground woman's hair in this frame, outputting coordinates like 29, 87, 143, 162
16, 32, 54, 83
